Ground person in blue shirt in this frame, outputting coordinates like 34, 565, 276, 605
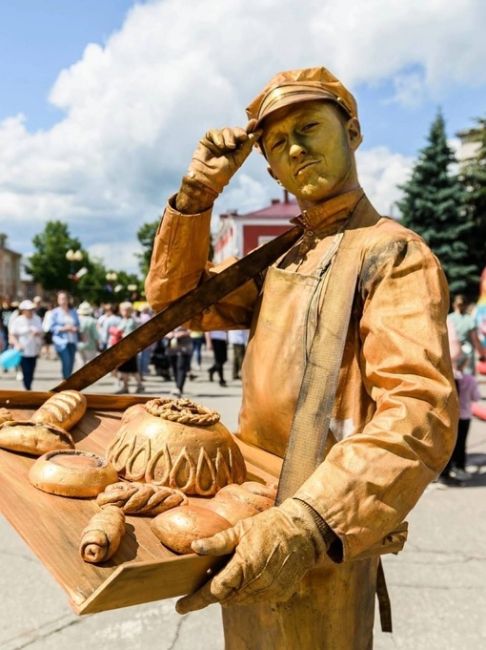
50, 291, 80, 379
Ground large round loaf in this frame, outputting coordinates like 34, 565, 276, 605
31, 390, 87, 431
107, 398, 246, 496
151, 505, 231, 554
241, 481, 277, 500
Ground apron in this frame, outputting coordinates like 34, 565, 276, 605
225, 238, 377, 649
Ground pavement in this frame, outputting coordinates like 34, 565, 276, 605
1, 354, 486, 649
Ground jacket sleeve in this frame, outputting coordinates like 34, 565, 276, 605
144, 197, 259, 330
295, 235, 459, 561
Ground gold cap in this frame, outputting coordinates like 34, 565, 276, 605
246, 66, 358, 127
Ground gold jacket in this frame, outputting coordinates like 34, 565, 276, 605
146, 189, 458, 646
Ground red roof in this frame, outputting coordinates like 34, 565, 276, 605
227, 199, 301, 221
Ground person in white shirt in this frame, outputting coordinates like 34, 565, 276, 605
9, 299, 43, 390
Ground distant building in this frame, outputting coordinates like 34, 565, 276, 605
456, 125, 482, 166
214, 191, 300, 263
0, 234, 21, 301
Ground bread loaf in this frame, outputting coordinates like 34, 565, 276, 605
80, 505, 125, 564
151, 505, 231, 554
241, 481, 277, 500
0, 421, 74, 456
97, 482, 187, 516
29, 449, 118, 497
31, 390, 87, 431
0, 408, 14, 425
204, 498, 258, 525
215, 484, 274, 512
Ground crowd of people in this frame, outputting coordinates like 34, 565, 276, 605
0, 291, 249, 396
1, 284, 485, 485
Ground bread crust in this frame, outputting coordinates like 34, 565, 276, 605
31, 390, 87, 431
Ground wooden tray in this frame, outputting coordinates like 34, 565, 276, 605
0, 390, 281, 615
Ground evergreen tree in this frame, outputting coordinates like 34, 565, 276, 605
137, 219, 159, 276
397, 112, 476, 295
461, 117, 486, 289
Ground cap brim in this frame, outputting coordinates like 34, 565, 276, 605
255, 89, 343, 128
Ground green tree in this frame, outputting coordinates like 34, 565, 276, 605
397, 112, 476, 295
137, 220, 159, 276
26, 221, 84, 295
136, 215, 216, 277
461, 117, 486, 288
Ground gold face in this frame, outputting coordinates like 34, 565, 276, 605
261, 100, 361, 207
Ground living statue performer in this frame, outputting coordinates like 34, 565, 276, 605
145, 67, 458, 649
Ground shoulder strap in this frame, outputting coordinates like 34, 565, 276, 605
276, 226, 361, 503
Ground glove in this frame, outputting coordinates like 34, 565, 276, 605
175, 498, 330, 614
185, 120, 262, 196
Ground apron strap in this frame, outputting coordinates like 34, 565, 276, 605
275, 225, 360, 503
275, 206, 394, 633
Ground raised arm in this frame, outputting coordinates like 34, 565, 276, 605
145, 122, 262, 330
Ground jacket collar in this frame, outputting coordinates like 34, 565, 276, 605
292, 188, 364, 233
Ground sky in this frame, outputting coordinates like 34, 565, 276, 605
0, 0, 485, 274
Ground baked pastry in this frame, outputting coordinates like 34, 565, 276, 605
80, 505, 125, 563
204, 497, 259, 525
31, 390, 87, 431
107, 398, 246, 496
0, 420, 74, 456
0, 408, 14, 425
96, 481, 187, 516
29, 449, 118, 497
151, 505, 232, 554
215, 484, 274, 512
241, 481, 278, 500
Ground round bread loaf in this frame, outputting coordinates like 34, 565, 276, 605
151, 505, 231, 554
29, 449, 118, 497
241, 481, 277, 500
215, 484, 274, 512
204, 498, 258, 526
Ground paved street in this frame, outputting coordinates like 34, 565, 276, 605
1, 355, 486, 649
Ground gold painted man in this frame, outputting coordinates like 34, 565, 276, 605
146, 68, 458, 649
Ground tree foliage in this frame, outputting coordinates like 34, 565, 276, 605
26, 221, 85, 294
397, 112, 477, 296
137, 219, 159, 276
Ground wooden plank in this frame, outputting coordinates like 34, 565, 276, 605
0, 395, 279, 615
0, 389, 160, 411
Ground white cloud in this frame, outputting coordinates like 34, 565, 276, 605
0, 0, 484, 270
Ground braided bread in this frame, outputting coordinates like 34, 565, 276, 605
96, 481, 187, 516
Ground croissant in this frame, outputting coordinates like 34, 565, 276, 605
80, 505, 125, 564
31, 390, 87, 431
96, 482, 187, 516
0, 408, 14, 425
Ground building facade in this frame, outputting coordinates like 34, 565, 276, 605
0, 234, 21, 301
213, 191, 300, 263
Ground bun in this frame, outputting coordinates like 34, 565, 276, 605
31, 390, 87, 431
80, 505, 125, 564
204, 498, 258, 525
29, 449, 118, 497
0, 421, 74, 456
215, 484, 274, 512
97, 482, 187, 516
151, 505, 231, 554
241, 481, 277, 500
